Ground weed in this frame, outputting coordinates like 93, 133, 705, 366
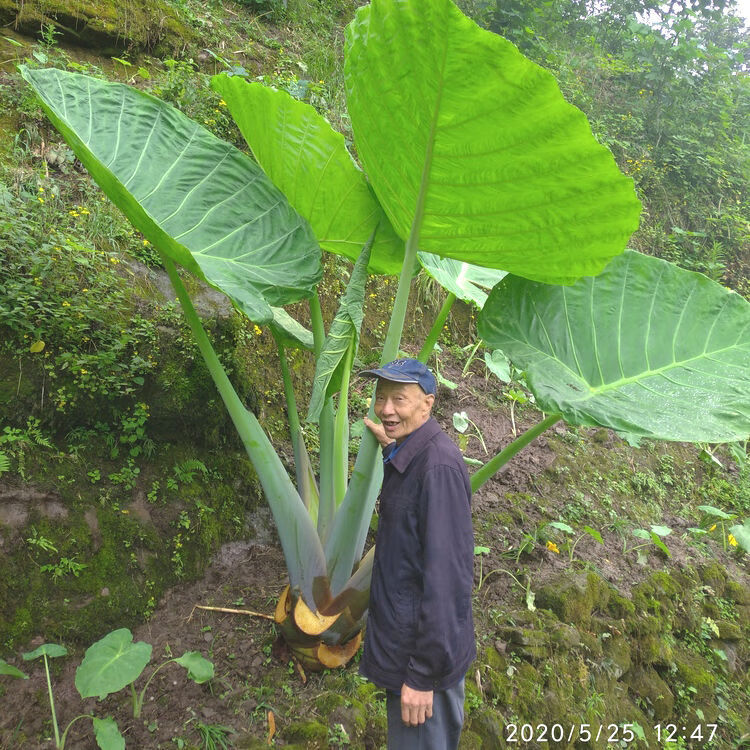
187, 714, 234, 750
328, 722, 351, 747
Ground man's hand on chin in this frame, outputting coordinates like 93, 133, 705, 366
400, 684, 433, 726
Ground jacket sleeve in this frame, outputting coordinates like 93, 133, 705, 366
404, 464, 474, 690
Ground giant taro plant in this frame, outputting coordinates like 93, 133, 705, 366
21, 0, 750, 669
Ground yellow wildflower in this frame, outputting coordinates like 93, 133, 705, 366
38, 197, 45, 203
80, 368, 88, 374
62, 301, 71, 307
546, 541, 560, 554
728, 534, 738, 547
219, 99, 226, 106
709, 524, 717, 532
69, 210, 79, 217
80, 207, 90, 215
253, 325, 263, 336
143, 239, 150, 246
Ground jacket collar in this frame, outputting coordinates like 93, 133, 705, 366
388, 417, 442, 474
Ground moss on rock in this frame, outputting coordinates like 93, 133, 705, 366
697, 561, 728, 595
282, 720, 328, 748
0, 0, 197, 55
536, 571, 609, 628
670, 646, 716, 701
624, 665, 674, 720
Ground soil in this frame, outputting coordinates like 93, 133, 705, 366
1, 354, 748, 749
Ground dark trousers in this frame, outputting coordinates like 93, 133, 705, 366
385, 679, 465, 750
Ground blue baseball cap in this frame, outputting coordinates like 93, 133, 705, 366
360, 358, 437, 396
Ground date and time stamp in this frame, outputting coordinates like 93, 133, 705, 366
504, 722, 719, 744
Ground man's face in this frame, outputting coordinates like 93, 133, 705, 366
373, 379, 435, 444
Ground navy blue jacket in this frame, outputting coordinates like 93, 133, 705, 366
359, 417, 476, 692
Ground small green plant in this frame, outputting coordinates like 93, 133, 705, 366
545, 521, 604, 562
187, 715, 234, 750
452, 411, 488, 454
0, 418, 54, 479
328, 722, 351, 747
622, 525, 672, 563
26, 527, 58, 554
116, 402, 154, 458
22, 643, 123, 750
505, 388, 530, 437
173, 458, 209, 485
40, 556, 88, 582
432, 343, 457, 390
107, 459, 140, 490
75, 628, 214, 719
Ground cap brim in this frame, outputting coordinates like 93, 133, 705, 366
359, 368, 419, 384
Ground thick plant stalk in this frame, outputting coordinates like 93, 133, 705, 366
163, 256, 328, 607
333, 343, 355, 507
311, 293, 337, 540
275, 336, 303, 463
275, 335, 319, 524
470, 413, 562, 492
417, 291, 456, 362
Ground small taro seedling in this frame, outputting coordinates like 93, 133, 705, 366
453, 411, 488, 455
622, 525, 673, 564
75, 628, 214, 718
22, 643, 124, 750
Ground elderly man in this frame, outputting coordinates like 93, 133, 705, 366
359, 358, 475, 750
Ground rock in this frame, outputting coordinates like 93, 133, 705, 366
602, 634, 631, 678
725, 579, 750, 605
635, 632, 674, 666
536, 571, 610, 628
715, 619, 743, 640
549, 622, 581, 650
671, 646, 716, 701
624, 666, 674, 720
0, 0, 197, 55
466, 709, 505, 747
283, 720, 328, 748
697, 561, 728, 596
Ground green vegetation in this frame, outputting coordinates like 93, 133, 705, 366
21, 642, 123, 750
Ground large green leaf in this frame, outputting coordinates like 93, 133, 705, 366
75, 628, 152, 700
307, 241, 371, 422
211, 76, 403, 275
478, 251, 750, 442
345, 0, 641, 283
20, 67, 321, 325
269, 307, 314, 351
418, 253, 507, 308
